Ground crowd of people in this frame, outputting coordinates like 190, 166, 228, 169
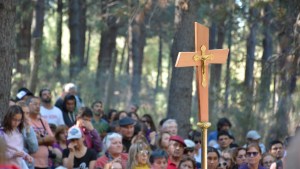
0, 83, 298, 169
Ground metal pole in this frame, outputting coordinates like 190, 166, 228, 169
198, 122, 211, 169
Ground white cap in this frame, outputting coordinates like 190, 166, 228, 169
246, 130, 261, 140
67, 126, 82, 140
184, 139, 195, 148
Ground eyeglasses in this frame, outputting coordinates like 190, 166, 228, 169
218, 162, 227, 167
246, 152, 259, 157
139, 150, 150, 156
194, 140, 201, 144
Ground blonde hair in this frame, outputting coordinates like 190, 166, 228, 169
126, 140, 151, 169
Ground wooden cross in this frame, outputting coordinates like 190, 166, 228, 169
175, 22, 229, 122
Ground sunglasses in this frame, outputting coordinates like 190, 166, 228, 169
246, 152, 259, 157
194, 140, 201, 144
218, 162, 227, 167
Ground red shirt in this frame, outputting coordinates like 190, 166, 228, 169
167, 158, 178, 169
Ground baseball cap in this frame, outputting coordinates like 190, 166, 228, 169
16, 87, 33, 100
184, 139, 195, 148
119, 117, 135, 127
246, 130, 261, 140
169, 135, 186, 147
67, 126, 82, 140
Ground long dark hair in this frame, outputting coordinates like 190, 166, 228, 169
2, 105, 24, 133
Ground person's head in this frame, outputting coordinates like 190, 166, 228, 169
141, 114, 156, 132
67, 126, 84, 149
39, 88, 52, 104
127, 140, 150, 168
178, 156, 196, 169
149, 149, 168, 169
128, 104, 139, 113
117, 111, 128, 120
217, 118, 232, 132
27, 96, 41, 114
188, 130, 202, 150
16, 101, 30, 122
220, 150, 233, 169
268, 140, 284, 160
119, 117, 135, 139
217, 131, 232, 150
184, 139, 196, 157
128, 112, 139, 121
108, 109, 118, 122
207, 146, 220, 169
246, 130, 261, 144
91, 100, 104, 116
63, 94, 76, 112
104, 159, 123, 169
63, 83, 77, 95
168, 135, 186, 161
157, 131, 171, 150
246, 143, 262, 167
76, 107, 93, 125
2, 105, 24, 133
16, 87, 33, 101
162, 119, 178, 136
103, 132, 123, 156
261, 153, 275, 169
55, 125, 68, 142
232, 147, 247, 166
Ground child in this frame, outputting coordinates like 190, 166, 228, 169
0, 105, 33, 168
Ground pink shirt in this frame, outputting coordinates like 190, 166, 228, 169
3, 129, 27, 167
29, 118, 54, 168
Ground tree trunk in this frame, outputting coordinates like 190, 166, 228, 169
15, 0, 33, 86
209, 21, 225, 118
0, 0, 16, 119
55, 0, 63, 80
244, 8, 258, 88
167, 0, 199, 138
259, 3, 273, 113
154, 27, 163, 97
129, 0, 154, 105
68, 0, 86, 80
95, 16, 118, 100
29, 0, 45, 94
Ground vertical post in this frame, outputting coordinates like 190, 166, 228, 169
198, 121, 211, 169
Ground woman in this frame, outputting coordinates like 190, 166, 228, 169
261, 153, 275, 169
141, 114, 157, 144
52, 125, 68, 167
127, 140, 151, 169
207, 146, 220, 169
232, 147, 247, 169
220, 150, 233, 169
95, 132, 128, 169
0, 105, 33, 168
62, 126, 97, 169
178, 156, 196, 169
239, 143, 265, 169
156, 131, 171, 152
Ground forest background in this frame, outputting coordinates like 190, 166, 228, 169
0, 0, 300, 145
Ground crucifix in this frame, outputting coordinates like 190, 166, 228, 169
175, 22, 229, 169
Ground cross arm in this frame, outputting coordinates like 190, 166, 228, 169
175, 52, 199, 67
206, 49, 229, 64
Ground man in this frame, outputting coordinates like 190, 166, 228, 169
208, 117, 232, 145
217, 131, 232, 154
55, 83, 84, 111
269, 140, 284, 161
62, 126, 97, 169
244, 130, 266, 153
91, 100, 109, 139
27, 96, 55, 169
39, 88, 65, 127
118, 117, 135, 153
75, 107, 102, 153
161, 119, 178, 136
61, 94, 77, 127
167, 135, 186, 169
150, 149, 168, 169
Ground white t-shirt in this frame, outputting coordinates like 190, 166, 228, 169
40, 106, 65, 126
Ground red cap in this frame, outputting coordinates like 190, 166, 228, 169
169, 135, 186, 147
